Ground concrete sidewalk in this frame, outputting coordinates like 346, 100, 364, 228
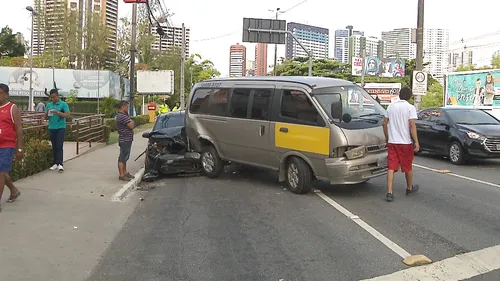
0, 131, 148, 281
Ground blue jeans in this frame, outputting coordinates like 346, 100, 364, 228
49, 128, 65, 165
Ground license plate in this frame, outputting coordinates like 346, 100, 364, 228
496, 144, 500, 151
377, 157, 388, 167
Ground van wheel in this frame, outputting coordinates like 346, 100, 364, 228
449, 141, 465, 165
201, 145, 224, 178
286, 157, 312, 194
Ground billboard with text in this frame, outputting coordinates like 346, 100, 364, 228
445, 69, 500, 107
352, 57, 405, 78
0, 66, 128, 99
363, 83, 401, 105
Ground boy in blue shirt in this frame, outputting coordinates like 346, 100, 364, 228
46, 89, 70, 172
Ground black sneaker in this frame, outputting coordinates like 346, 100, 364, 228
386, 193, 394, 202
406, 184, 420, 196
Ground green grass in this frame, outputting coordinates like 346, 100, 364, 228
107, 122, 155, 145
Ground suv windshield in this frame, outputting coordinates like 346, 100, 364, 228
153, 113, 185, 130
313, 85, 387, 129
447, 109, 499, 125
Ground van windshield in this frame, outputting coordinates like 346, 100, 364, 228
313, 85, 387, 129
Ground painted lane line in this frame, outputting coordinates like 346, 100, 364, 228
315, 190, 412, 259
360, 244, 500, 280
413, 163, 500, 189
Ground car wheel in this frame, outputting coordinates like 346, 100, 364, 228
201, 145, 224, 178
449, 141, 465, 165
286, 157, 313, 194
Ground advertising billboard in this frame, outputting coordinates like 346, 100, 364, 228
445, 69, 500, 107
0, 66, 128, 99
363, 83, 401, 105
137, 70, 174, 94
351, 57, 405, 78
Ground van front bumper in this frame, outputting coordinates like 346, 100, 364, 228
324, 150, 388, 184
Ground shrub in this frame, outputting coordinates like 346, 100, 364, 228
10, 138, 53, 182
104, 115, 149, 132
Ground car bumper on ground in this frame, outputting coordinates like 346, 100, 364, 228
324, 149, 388, 184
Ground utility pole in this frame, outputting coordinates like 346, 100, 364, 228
414, 0, 425, 110
360, 36, 367, 87
129, 2, 137, 116
273, 8, 280, 76
52, 40, 56, 88
180, 23, 186, 110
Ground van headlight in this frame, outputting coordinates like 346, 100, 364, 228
466, 131, 485, 141
344, 146, 366, 160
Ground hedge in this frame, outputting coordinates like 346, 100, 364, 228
104, 115, 150, 132
10, 135, 53, 182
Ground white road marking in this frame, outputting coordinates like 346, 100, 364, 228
413, 163, 500, 189
360, 244, 500, 280
314, 190, 412, 259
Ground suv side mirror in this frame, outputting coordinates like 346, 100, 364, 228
142, 131, 150, 139
330, 93, 343, 121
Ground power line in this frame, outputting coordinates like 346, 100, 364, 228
282, 0, 309, 13
450, 30, 500, 46
192, 31, 239, 42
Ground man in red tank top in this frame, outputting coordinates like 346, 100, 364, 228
0, 84, 24, 212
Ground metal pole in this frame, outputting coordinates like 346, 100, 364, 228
29, 14, 34, 111
180, 23, 186, 110
97, 67, 100, 113
129, 3, 137, 116
308, 54, 312, 76
361, 49, 366, 87
273, 8, 279, 76
414, 0, 424, 110
52, 40, 55, 88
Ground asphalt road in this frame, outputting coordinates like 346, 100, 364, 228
88, 156, 500, 281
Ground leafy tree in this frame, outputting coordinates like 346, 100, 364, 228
83, 12, 110, 69
66, 90, 78, 103
0, 26, 25, 58
492, 52, 500, 69
420, 82, 444, 109
456, 64, 476, 72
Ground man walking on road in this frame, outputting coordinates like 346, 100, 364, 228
46, 89, 70, 172
382, 87, 420, 202
0, 84, 23, 212
116, 101, 135, 181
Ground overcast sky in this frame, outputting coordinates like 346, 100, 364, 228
2, 0, 500, 76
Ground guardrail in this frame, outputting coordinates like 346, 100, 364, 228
21, 111, 107, 156
72, 114, 106, 155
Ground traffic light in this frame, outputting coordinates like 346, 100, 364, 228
123, 0, 147, 3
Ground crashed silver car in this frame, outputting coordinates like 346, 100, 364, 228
141, 111, 201, 181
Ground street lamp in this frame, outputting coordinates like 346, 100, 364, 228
52, 39, 56, 89
26, 6, 39, 111
268, 8, 284, 76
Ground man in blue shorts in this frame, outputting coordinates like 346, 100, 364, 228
0, 84, 24, 212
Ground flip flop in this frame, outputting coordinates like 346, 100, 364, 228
6, 191, 21, 203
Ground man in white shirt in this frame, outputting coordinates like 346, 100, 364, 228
382, 87, 420, 202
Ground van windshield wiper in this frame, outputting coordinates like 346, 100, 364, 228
359, 113, 385, 118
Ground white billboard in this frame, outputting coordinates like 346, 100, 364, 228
0, 66, 127, 98
137, 70, 174, 95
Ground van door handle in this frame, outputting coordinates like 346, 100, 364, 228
279, 127, 288, 133
259, 125, 265, 136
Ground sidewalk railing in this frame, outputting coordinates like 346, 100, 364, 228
71, 114, 106, 155
21, 112, 47, 139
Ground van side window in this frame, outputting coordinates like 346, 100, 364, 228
280, 90, 324, 126
189, 88, 229, 116
229, 88, 251, 118
250, 89, 272, 120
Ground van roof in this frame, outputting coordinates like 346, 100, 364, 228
205, 76, 355, 89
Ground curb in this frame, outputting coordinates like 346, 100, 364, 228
111, 168, 145, 202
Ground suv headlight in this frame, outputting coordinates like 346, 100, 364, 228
345, 146, 366, 160
466, 131, 486, 141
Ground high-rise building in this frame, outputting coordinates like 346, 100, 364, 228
286, 22, 329, 60
381, 28, 417, 59
348, 35, 385, 62
423, 28, 450, 82
255, 43, 268, 76
33, 0, 118, 67
229, 43, 246, 77
449, 50, 473, 71
151, 24, 191, 58
334, 28, 364, 64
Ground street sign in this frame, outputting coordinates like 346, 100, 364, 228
412, 71, 428, 95
242, 18, 286, 44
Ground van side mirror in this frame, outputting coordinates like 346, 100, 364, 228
330, 93, 343, 121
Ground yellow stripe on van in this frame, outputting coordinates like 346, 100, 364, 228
274, 122, 330, 156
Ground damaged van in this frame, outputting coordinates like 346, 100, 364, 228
185, 77, 389, 194
141, 111, 201, 181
